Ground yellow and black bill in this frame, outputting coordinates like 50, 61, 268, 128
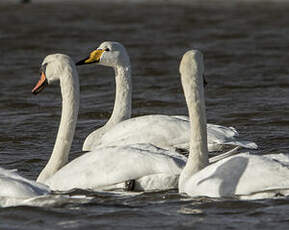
76, 49, 105, 65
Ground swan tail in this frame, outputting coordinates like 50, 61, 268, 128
209, 146, 241, 164
225, 140, 258, 150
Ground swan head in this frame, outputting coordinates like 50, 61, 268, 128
32, 54, 75, 95
180, 50, 205, 86
76, 41, 130, 68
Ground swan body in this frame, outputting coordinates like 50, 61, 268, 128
180, 152, 289, 199
45, 143, 186, 191
0, 167, 50, 198
178, 50, 289, 199
95, 114, 257, 152
45, 143, 240, 192
34, 54, 187, 191
77, 41, 257, 152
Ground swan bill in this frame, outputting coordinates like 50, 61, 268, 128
76, 57, 91, 65
76, 49, 105, 65
32, 72, 48, 95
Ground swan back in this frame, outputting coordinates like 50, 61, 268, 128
181, 153, 289, 199
44, 144, 185, 191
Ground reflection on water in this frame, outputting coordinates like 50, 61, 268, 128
0, 0, 289, 229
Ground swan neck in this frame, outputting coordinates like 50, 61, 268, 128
106, 64, 132, 127
179, 59, 209, 190
37, 65, 79, 183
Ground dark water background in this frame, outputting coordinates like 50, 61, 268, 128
0, 0, 289, 229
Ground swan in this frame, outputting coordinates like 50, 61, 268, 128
178, 50, 289, 199
33, 53, 242, 191
76, 41, 258, 153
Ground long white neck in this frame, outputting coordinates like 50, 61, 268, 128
179, 51, 209, 192
105, 64, 132, 128
37, 65, 80, 183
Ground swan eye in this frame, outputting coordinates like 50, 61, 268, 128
104, 48, 110, 51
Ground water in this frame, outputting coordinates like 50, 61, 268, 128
0, 0, 289, 229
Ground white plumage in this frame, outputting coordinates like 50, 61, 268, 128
45, 144, 185, 191
98, 115, 257, 152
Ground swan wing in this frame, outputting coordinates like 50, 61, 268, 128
99, 115, 189, 150
95, 115, 257, 152
206, 123, 258, 150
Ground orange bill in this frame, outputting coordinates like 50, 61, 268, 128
32, 72, 48, 95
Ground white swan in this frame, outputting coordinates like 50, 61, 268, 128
76, 41, 257, 152
33, 54, 241, 192
33, 53, 186, 191
178, 50, 289, 199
